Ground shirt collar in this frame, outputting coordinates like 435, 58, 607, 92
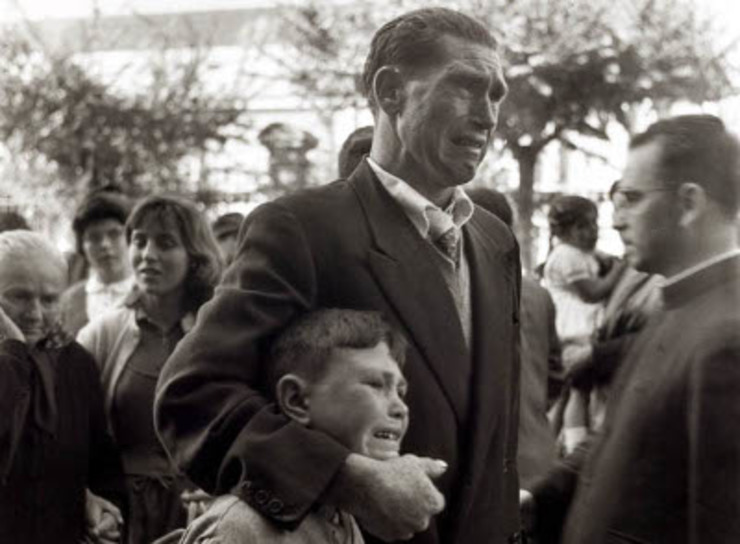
86, 274, 134, 295
662, 248, 740, 288
367, 158, 474, 238
124, 287, 196, 333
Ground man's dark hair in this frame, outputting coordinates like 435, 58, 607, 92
269, 309, 407, 392
630, 114, 740, 217
467, 187, 513, 227
212, 212, 244, 241
362, 8, 498, 114
72, 188, 133, 255
338, 126, 373, 178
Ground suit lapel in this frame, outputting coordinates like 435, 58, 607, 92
461, 213, 519, 499
350, 163, 470, 425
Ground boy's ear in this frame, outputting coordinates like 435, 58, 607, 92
373, 66, 405, 117
276, 374, 311, 425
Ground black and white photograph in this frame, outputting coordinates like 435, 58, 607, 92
1, 0, 739, 542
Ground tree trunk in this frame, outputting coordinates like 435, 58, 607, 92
514, 146, 538, 274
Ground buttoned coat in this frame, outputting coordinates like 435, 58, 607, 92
155, 162, 522, 544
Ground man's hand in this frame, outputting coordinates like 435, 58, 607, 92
181, 488, 212, 524
85, 489, 123, 544
328, 453, 447, 542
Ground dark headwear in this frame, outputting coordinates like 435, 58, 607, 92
0, 210, 30, 233
212, 212, 244, 240
467, 187, 513, 227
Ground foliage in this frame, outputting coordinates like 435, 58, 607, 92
0, 31, 248, 196
277, 0, 738, 268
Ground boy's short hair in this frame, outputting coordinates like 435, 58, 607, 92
269, 309, 407, 391
72, 187, 133, 255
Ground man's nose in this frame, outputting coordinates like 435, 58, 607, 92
473, 98, 497, 131
612, 207, 626, 231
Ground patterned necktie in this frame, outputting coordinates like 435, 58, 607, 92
434, 227, 460, 265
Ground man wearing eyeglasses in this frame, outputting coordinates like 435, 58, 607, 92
525, 114, 740, 544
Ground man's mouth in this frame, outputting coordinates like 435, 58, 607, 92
451, 136, 486, 149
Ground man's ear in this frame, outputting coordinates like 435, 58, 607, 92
276, 374, 311, 425
676, 182, 707, 228
373, 66, 405, 117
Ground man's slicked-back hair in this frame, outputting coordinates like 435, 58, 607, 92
269, 309, 407, 393
630, 114, 740, 218
362, 7, 498, 114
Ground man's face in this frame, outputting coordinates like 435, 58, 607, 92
82, 218, 130, 284
0, 254, 66, 345
613, 140, 681, 274
306, 341, 409, 461
394, 34, 507, 200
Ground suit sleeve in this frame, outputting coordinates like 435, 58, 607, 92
688, 321, 740, 543
154, 201, 349, 527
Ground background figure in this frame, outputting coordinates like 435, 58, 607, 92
60, 187, 135, 337
542, 195, 625, 453
78, 195, 223, 544
156, 8, 520, 544
0, 210, 30, 232
338, 125, 373, 178
211, 212, 244, 266
530, 114, 740, 544
0, 230, 125, 544
467, 188, 561, 489
563, 182, 663, 432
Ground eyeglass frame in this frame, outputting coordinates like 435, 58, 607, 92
610, 182, 678, 210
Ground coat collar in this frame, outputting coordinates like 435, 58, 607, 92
349, 161, 471, 424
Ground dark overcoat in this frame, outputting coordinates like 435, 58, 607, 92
155, 161, 522, 544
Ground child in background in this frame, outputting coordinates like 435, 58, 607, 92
543, 195, 625, 454
167, 308, 412, 544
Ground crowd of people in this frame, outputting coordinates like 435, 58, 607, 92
1, 6, 738, 544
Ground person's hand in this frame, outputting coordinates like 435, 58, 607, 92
0, 305, 24, 342
181, 488, 212, 523
563, 344, 594, 388
329, 453, 447, 542
519, 489, 535, 536
85, 489, 123, 543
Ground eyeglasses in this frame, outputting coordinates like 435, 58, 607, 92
611, 185, 675, 209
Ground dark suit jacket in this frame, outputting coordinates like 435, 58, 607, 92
155, 162, 522, 544
544, 254, 740, 544
518, 277, 560, 489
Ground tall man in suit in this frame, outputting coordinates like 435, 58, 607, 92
155, 7, 521, 544
529, 114, 740, 544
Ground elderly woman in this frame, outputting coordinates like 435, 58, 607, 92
78, 194, 222, 544
0, 231, 125, 544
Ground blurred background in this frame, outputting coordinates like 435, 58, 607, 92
1, 0, 739, 271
